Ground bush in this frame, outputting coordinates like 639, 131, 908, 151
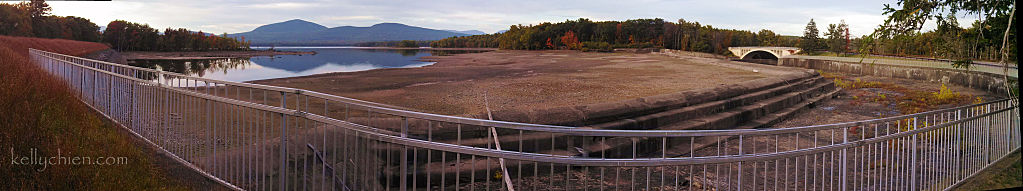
582, 41, 612, 52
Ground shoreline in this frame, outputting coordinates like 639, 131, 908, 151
253, 46, 498, 51
123, 49, 316, 60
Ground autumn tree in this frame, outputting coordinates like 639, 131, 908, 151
560, 31, 581, 50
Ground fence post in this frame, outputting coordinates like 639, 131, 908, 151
841, 127, 848, 191
108, 70, 113, 114
737, 135, 743, 190
400, 116, 409, 191
280, 92, 288, 191
93, 62, 98, 106
80, 57, 85, 99
985, 104, 991, 164
911, 117, 917, 191
955, 109, 962, 180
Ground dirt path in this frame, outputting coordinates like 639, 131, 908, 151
251, 50, 795, 116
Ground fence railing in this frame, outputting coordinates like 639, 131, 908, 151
31, 49, 1020, 191
785, 55, 1019, 78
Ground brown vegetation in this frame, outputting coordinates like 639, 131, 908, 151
0, 35, 209, 189
820, 71, 975, 115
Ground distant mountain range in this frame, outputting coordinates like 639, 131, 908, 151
228, 19, 484, 46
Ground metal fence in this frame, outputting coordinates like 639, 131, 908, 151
30, 49, 1020, 191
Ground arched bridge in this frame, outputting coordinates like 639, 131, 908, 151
728, 46, 801, 60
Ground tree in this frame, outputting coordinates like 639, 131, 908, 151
560, 31, 581, 50
757, 29, 778, 46
877, 0, 1016, 105
435, 18, 781, 54
0, 3, 33, 36
28, 0, 49, 19
28, 0, 51, 37
800, 19, 821, 53
824, 20, 849, 54
63, 16, 100, 42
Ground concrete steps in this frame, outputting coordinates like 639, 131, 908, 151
577, 77, 838, 158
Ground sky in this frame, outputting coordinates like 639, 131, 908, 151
25, 0, 979, 36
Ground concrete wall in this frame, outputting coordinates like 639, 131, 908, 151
657, 49, 728, 59
778, 57, 1015, 94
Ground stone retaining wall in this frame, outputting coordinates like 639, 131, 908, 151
778, 57, 1015, 94
657, 49, 729, 60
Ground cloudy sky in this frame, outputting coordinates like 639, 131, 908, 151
37, 0, 976, 36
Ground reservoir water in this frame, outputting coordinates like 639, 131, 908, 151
128, 47, 487, 82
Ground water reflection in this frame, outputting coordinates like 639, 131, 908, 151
127, 48, 488, 82
129, 58, 252, 78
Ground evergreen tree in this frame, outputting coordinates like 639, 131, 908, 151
28, 0, 49, 20
800, 19, 820, 53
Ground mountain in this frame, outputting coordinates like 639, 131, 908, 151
249, 19, 327, 33
444, 30, 486, 35
229, 19, 474, 46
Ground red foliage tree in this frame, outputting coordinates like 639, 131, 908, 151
560, 31, 581, 50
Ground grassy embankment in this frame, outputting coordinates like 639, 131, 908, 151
0, 36, 195, 190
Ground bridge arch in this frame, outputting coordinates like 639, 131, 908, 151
741, 50, 779, 60
727, 47, 800, 60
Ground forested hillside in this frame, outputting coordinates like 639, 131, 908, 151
431, 18, 799, 54
1, 0, 249, 52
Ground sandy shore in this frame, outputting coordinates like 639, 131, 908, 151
123, 49, 316, 60
251, 50, 797, 116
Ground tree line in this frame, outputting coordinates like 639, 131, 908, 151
1, 0, 249, 51
431, 18, 800, 55
102, 20, 250, 51
798, 19, 852, 55
1, 0, 100, 42
799, 0, 1015, 63
354, 40, 431, 48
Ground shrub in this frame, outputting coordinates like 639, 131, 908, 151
931, 83, 960, 101
581, 41, 612, 52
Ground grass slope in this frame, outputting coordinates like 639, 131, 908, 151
0, 36, 199, 190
